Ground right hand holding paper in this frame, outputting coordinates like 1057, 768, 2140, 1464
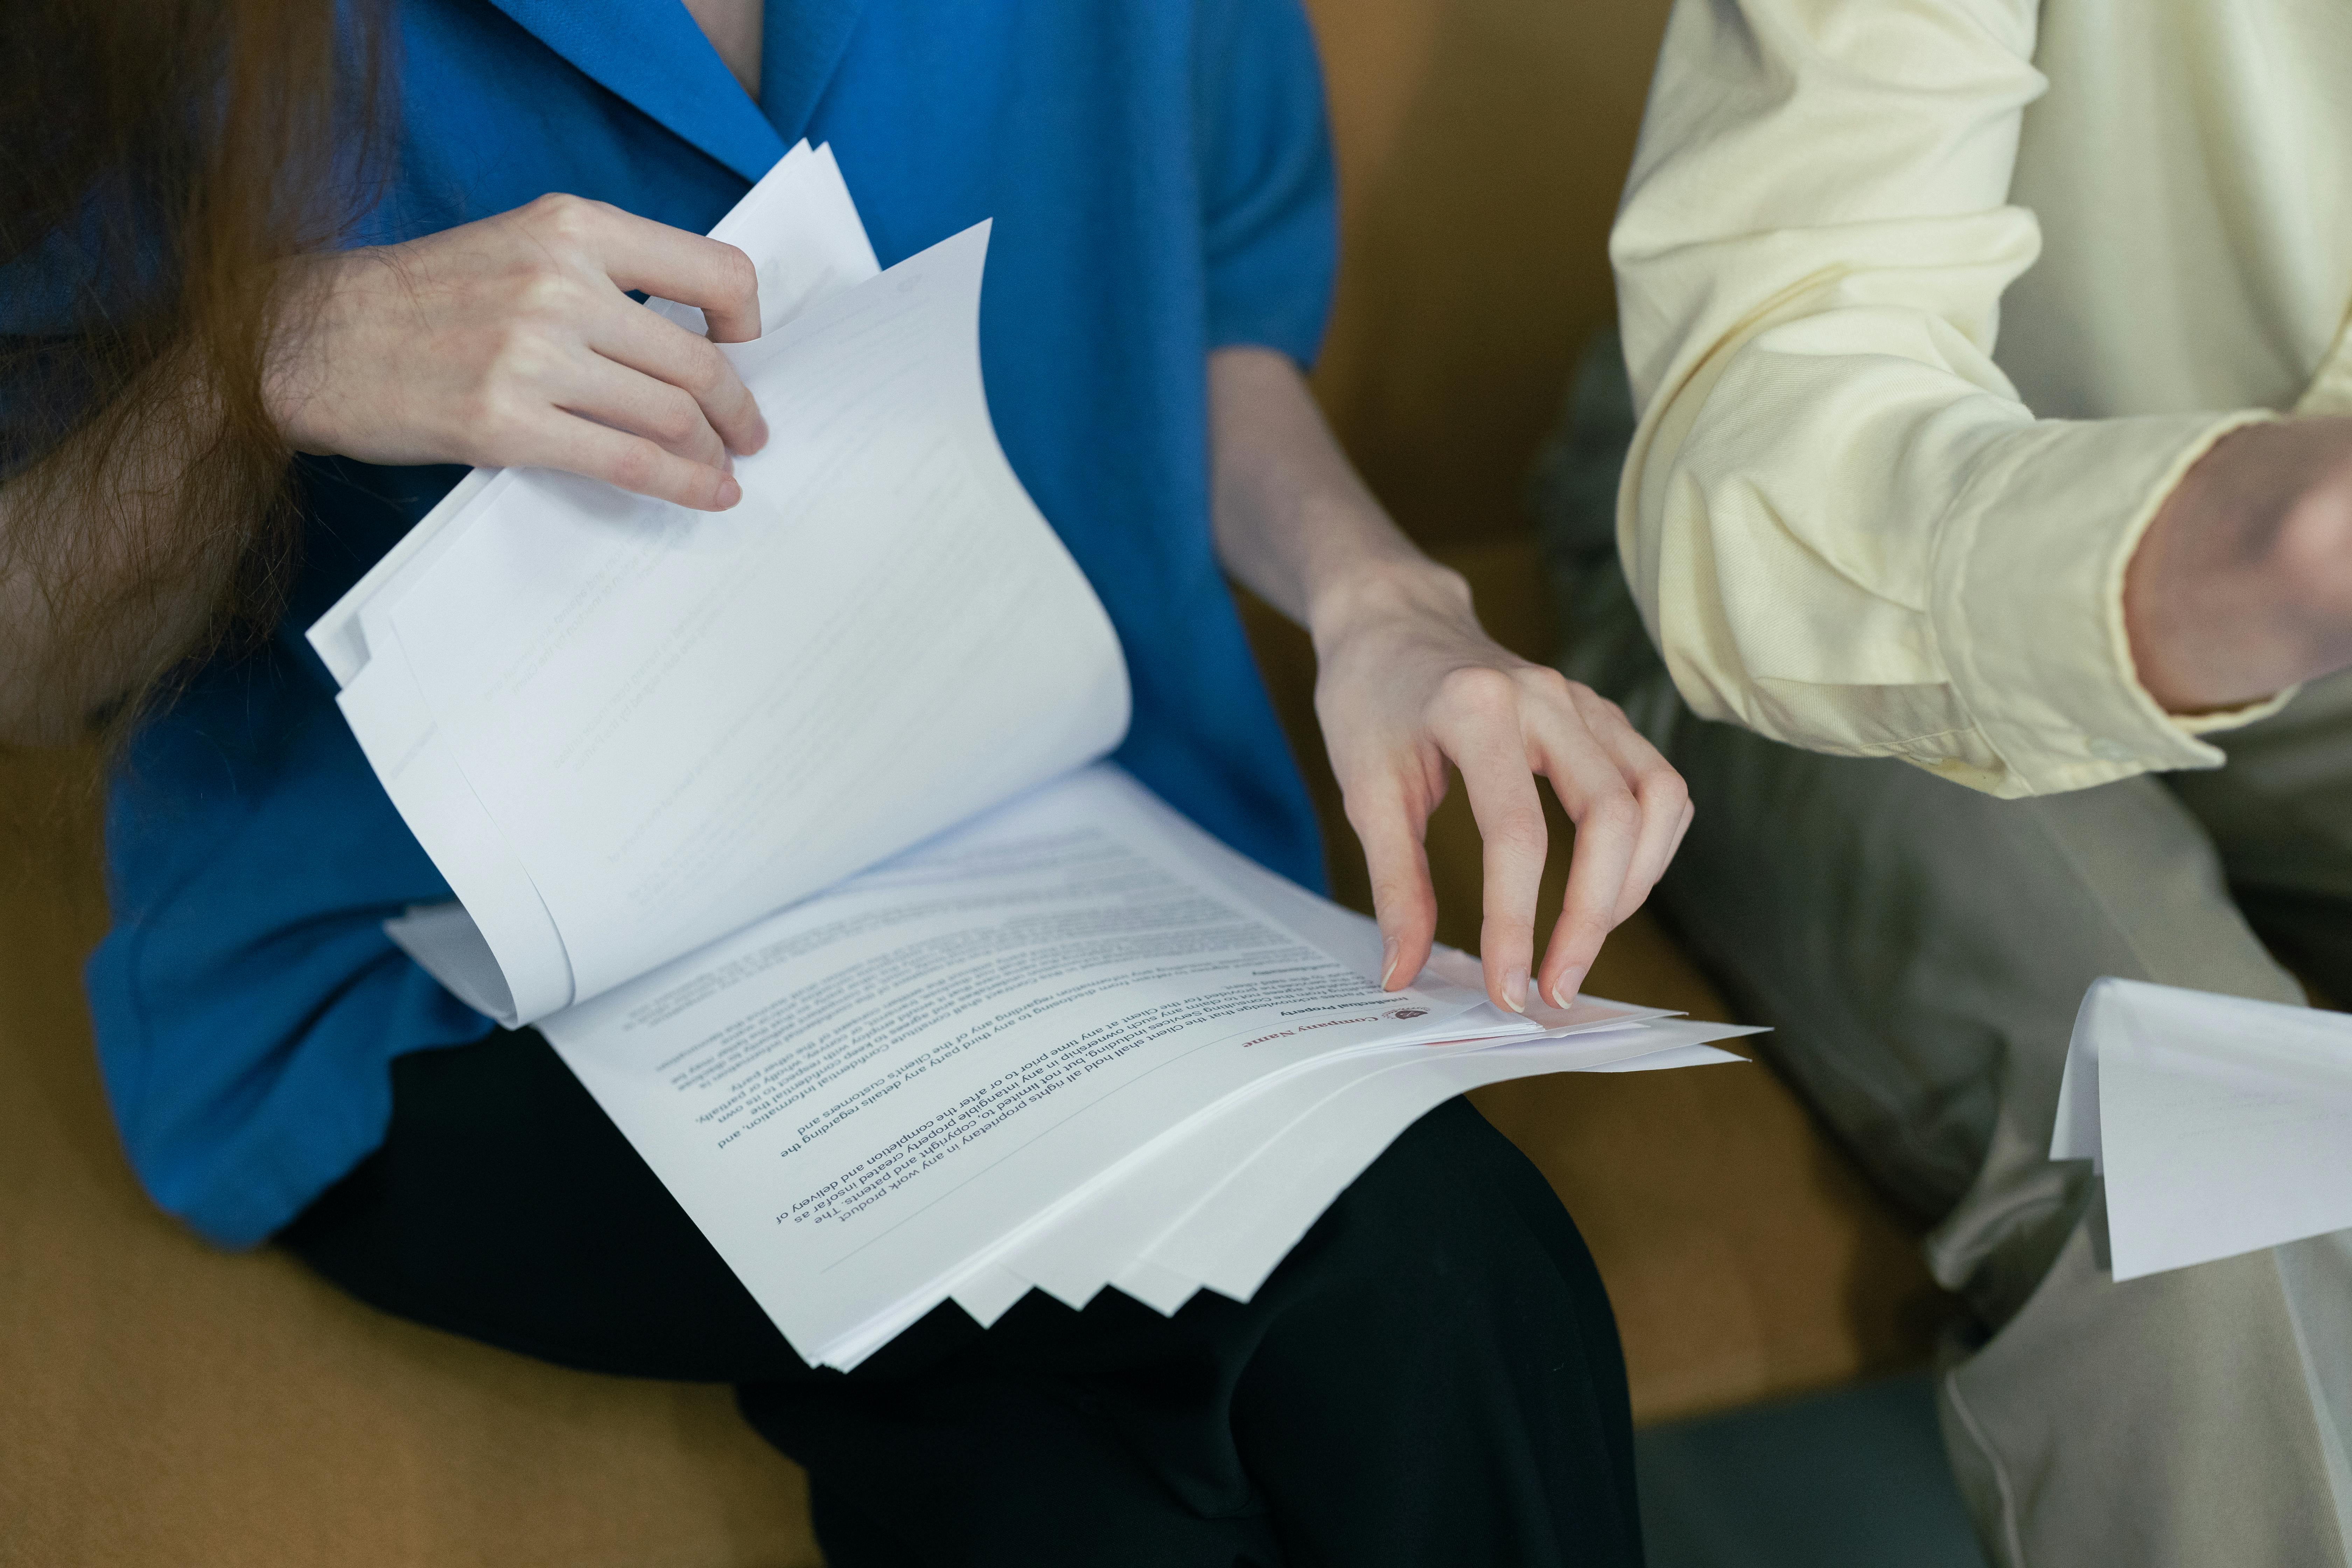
2053, 977, 2352, 1280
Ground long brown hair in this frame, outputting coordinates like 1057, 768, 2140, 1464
0, 0, 388, 772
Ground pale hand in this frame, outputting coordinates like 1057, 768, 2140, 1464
264, 194, 769, 510
1314, 563, 1692, 1013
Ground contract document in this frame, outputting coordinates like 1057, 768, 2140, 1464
315, 144, 1759, 1366
2054, 978, 2352, 1281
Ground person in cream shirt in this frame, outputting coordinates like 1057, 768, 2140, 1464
1546, 1, 2352, 1563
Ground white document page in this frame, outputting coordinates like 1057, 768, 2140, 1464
2053, 976, 2352, 1280
813, 1021, 1747, 1359
1128, 1019, 1755, 1310
312, 141, 922, 1023
835, 790, 1724, 1349
334, 652, 573, 1021
837, 1017, 1750, 1362
354, 222, 1129, 1016
649, 142, 879, 338
539, 766, 1548, 1362
978, 1016, 1746, 1318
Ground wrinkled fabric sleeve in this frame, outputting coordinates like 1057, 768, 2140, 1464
1193, 0, 1338, 367
1611, 0, 2281, 799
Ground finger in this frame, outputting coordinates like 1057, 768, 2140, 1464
1434, 677, 1549, 1012
1569, 687, 1688, 920
558, 354, 729, 470
507, 408, 740, 511
596, 300, 768, 455
1344, 778, 1438, 992
1523, 707, 1641, 1010
549, 199, 763, 343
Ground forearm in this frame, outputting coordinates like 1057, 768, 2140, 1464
1206, 345, 1465, 650
1205, 344, 1690, 1014
0, 194, 771, 750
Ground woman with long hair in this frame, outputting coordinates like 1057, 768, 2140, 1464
3, 1, 1689, 1560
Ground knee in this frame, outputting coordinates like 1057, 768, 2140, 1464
1284, 1098, 1613, 1342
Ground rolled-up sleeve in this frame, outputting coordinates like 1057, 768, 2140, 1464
1612, 0, 2279, 798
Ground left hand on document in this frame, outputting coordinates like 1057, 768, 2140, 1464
1309, 562, 1689, 1013
1206, 346, 1692, 1015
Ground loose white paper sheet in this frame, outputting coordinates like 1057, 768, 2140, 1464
322, 208, 1129, 1024
2054, 977, 2352, 1280
813, 1018, 1749, 1365
308, 141, 876, 691
1133, 1021, 1752, 1308
648, 141, 880, 338
314, 142, 899, 1023
979, 1020, 1748, 1318
386, 222, 1127, 1010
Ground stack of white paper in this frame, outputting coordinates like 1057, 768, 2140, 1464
2056, 977, 2352, 1280
312, 144, 1761, 1368
551, 763, 1759, 1369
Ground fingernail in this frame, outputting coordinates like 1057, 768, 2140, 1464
1502, 968, 1528, 1014
1549, 971, 1582, 1010
1380, 938, 1400, 990
715, 476, 742, 509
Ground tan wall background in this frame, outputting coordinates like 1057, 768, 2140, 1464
1308, 0, 1672, 549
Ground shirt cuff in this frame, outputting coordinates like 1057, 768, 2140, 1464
1928, 408, 2277, 797
2174, 687, 2298, 735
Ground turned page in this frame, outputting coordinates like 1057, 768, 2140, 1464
331, 223, 1130, 1020
312, 143, 897, 1026
308, 141, 881, 695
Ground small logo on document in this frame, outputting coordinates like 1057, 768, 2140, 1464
1385, 1007, 1428, 1020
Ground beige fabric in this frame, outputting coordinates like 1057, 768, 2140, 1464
1610, 0, 2352, 799
1304, 0, 1676, 553
1942, 1209, 2352, 1568
1552, 536, 2352, 1564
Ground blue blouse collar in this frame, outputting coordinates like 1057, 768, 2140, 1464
484, 0, 871, 182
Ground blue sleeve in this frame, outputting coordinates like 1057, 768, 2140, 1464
1194, 0, 1338, 366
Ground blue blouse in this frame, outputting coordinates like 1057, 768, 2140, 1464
86, 0, 1335, 1248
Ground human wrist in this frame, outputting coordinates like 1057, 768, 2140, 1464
1924, 411, 2261, 794
2125, 414, 2352, 713
1305, 548, 1474, 662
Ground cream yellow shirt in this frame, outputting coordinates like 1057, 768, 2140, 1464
1612, 0, 2352, 797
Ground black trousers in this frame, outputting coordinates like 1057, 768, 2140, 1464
280, 1028, 1644, 1567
